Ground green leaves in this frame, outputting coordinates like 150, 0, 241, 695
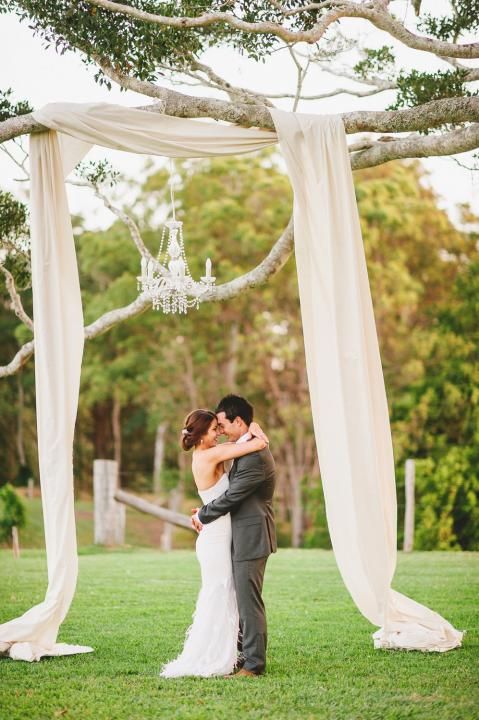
76, 159, 120, 188
0, 190, 31, 289
415, 449, 479, 550
388, 68, 477, 111
0, 483, 26, 543
0, 88, 33, 123
5, 1, 205, 84
353, 46, 395, 81
419, 0, 479, 42
0, 1, 337, 78
0, 189, 28, 244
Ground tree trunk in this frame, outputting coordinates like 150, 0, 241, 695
181, 339, 198, 408
92, 400, 113, 459
153, 421, 168, 495
290, 471, 304, 548
16, 373, 26, 467
285, 442, 304, 548
160, 486, 184, 551
403, 458, 415, 553
275, 464, 289, 524
161, 450, 187, 551
112, 392, 122, 480
223, 321, 239, 390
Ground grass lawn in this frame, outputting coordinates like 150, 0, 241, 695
0, 549, 478, 720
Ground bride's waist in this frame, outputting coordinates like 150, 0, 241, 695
199, 514, 231, 535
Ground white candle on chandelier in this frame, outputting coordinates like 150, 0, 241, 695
205, 258, 212, 280
147, 259, 154, 279
141, 256, 148, 278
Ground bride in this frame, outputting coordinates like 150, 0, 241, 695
160, 408, 268, 678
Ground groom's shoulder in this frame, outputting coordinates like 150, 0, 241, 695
260, 445, 275, 467
237, 445, 274, 468
236, 449, 263, 467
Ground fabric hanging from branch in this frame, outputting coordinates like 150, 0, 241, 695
0, 102, 462, 661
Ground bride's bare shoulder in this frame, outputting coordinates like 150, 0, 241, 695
192, 450, 223, 491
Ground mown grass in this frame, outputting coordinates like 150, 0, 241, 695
0, 549, 478, 720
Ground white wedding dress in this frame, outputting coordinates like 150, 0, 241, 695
160, 473, 239, 677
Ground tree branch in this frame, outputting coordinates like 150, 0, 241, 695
130, 56, 392, 103
4, 78, 479, 142
0, 217, 294, 377
0, 263, 33, 330
350, 122, 479, 170
0, 339, 35, 379
440, 58, 479, 83
187, 61, 274, 107
269, 82, 395, 101
82, 0, 479, 59
205, 215, 293, 302
68, 178, 157, 265
2, 91, 479, 169
314, 61, 395, 88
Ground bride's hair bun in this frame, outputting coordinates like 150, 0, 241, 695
181, 409, 217, 451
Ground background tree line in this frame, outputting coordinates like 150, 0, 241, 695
0, 151, 478, 550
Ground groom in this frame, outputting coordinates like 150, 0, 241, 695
192, 394, 277, 677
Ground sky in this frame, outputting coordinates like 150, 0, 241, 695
0, 0, 478, 231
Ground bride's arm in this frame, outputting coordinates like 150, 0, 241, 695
203, 436, 266, 465
249, 421, 269, 444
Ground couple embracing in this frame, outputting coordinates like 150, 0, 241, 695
161, 394, 277, 678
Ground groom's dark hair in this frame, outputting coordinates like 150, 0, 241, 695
215, 394, 254, 425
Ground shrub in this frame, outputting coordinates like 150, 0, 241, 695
0, 483, 26, 543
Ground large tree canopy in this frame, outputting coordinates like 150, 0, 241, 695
0, 0, 479, 162
0, 1, 478, 373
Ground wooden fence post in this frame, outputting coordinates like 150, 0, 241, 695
153, 422, 167, 496
12, 526, 20, 559
93, 459, 125, 546
161, 488, 181, 552
403, 458, 415, 553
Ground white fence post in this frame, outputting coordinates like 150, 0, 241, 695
161, 488, 182, 552
93, 459, 125, 546
12, 526, 20, 559
403, 458, 415, 553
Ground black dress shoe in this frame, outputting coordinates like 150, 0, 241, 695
225, 668, 259, 679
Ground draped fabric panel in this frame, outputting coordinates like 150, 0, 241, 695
0, 102, 462, 661
0, 131, 90, 662
270, 110, 463, 651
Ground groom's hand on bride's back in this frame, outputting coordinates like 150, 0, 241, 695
191, 508, 203, 533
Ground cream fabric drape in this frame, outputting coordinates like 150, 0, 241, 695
0, 102, 462, 661
0, 131, 91, 662
270, 109, 462, 651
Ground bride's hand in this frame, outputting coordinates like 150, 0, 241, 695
249, 422, 269, 444
190, 508, 203, 533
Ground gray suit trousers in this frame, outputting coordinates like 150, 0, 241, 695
233, 556, 268, 674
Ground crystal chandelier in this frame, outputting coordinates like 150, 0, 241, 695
137, 161, 216, 314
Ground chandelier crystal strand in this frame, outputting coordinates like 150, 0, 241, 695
137, 159, 216, 314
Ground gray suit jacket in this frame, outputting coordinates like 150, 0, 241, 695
198, 446, 277, 562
